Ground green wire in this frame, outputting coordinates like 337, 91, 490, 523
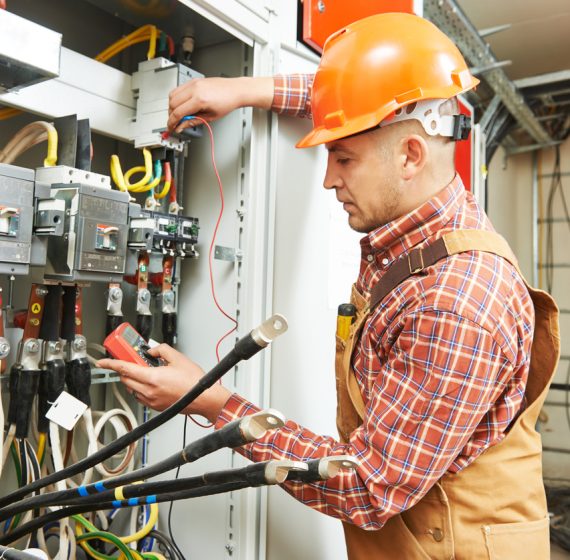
9, 441, 22, 483
7, 441, 22, 529
158, 32, 167, 53
76, 531, 135, 560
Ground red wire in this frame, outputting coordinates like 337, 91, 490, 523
185, 116, 237, 429
169, 175, 177, 203
166, 35, 175, 57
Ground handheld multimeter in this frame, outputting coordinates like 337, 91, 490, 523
103, 322, 164, 367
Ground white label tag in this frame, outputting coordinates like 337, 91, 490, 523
45, 391, 88, 431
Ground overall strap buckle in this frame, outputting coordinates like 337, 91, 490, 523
408, 249, 425, 274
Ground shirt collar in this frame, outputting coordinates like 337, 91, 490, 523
360, 174, 466, 262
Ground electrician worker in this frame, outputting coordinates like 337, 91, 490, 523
99, 13, 560, 559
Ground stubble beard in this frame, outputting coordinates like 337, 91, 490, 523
348, 184, 402, 234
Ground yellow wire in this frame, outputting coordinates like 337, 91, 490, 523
148, 26, 157, 59
95, 25, 157, 63
74, 502, 158, 548
111, 150, 160, 193
120, 503, 159, 544
110, 155, 128, 192
125, 149, 153, 190
37, 433, 46, 465
44, 126, 58, 167
153, 178, 171, 199
97, 34, 152, 63
74, 524, 119, 560
95, 25, 153, 61
124, 166, 147, 184
130, 172, 161, 193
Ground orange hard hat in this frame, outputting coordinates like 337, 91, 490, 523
297, 12, 479, 148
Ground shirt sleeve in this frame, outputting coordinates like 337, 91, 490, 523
215, 309, 515, 529
271, 74, 314, 118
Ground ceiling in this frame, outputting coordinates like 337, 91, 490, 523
457, 0, 570, 82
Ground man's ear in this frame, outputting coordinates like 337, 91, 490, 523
401, 134, 428, 180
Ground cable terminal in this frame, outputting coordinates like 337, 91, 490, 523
264, 460, 307, 484
317, 456, 360, 480
239, 409, 286, 441
251, 314, 288, 347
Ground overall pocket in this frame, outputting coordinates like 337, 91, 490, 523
482, 516, 549, 560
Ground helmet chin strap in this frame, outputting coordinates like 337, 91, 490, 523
380, 98, 471, 140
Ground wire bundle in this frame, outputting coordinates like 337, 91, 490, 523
0, 121, 58, 167
543, 145, 570, 293
110, 149, 171, 202
95, 25, 158, 64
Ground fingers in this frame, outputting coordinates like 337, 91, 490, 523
168, 81, 201, 131
96, 358, 152, 382
147, 343, 180, 362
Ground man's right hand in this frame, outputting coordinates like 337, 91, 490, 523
167, 76, 274, 133
97, 344, 232, 423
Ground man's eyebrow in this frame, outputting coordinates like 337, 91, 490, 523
326, 144, 356, 155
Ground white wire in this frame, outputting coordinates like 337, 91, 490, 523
92, 408, 136, 476
49, 422, 71, 560
80, 409, 97, 485
2, 424, 15, 470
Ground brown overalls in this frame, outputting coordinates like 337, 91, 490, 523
335, 230, 560, 559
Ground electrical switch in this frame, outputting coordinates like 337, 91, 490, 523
95, 224, 119, 252
0, 207, 20, 237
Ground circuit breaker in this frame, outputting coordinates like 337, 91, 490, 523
43, 182, 131, 282
0, 162, 35, 275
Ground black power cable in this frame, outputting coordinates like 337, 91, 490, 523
0, 411, 284, 522
1, 459, 302, 546
0, 315, 287, 509
168, 415, 187, 560
149, 529, 184, 560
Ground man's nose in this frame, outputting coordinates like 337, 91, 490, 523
323, 161, 341, 191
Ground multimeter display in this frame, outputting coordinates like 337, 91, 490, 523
103, 322, 163, 367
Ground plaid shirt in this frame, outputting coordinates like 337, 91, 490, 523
272, 74, 314, 118
215, 82, 534, 529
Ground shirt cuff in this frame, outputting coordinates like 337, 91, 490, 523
271, 74, 313, 118
214, 393, 261, 430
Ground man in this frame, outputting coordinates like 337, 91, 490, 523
99, 13, 559, 559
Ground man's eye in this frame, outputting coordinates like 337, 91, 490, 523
337, 158, 349, 165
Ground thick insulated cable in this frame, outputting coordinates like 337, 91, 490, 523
0, 460, 306, 545
0, 409, 285, 522
0, 315, 288, 509
63, 460, 306, 508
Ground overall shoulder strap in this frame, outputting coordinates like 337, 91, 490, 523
370, 230, 518, 311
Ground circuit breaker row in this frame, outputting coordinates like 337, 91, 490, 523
0, 161, 199, 282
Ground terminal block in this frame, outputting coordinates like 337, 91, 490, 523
150, 211, 199, 257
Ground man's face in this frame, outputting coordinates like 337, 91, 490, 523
324, 130, 402, 233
